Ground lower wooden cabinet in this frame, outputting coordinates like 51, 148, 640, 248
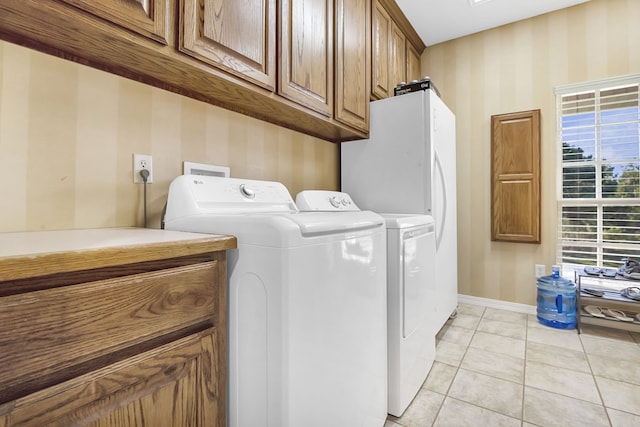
0, 229, 235, 427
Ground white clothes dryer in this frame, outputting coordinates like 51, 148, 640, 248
296, 191, 436, 417
164, 176, 388, 427
382, 214, 436, 417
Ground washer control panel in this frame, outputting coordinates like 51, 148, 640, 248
296, 190, 360, 211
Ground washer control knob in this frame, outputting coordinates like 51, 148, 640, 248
341, 198, 349, 206
239, 184, 255, 199
329, 196, 341, 208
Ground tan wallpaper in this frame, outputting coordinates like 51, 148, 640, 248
0, 41, 340, 232
423, 0, 640, 305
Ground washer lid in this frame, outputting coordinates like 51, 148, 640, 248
380, 213, 434, 229
288, 211, 384, 236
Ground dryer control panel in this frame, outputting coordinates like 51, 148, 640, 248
296, 190, 360, 211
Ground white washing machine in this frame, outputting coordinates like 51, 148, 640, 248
164, 176, 388, 427
296, 191, 437, 417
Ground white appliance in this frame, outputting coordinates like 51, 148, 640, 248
341, 88, 458, 331
296, 191, 437, 417
383, 214, 436, 416
163, 176, 388, 427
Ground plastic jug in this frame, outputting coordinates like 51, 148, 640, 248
536, 265, 577, 329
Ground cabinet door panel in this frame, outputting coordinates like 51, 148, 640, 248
180, 0, 276, 90
389, 21, 406, 90
335, 0, 369, 131
5, 331, 223, 427
59, 0, 168, 43
371, 0, 391, 99
280, 0, 333, 116
406, 42, 421, 83
491, 110, 541, 243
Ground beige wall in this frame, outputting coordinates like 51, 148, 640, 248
424, 0, 640, 305
0, 41, 340, 232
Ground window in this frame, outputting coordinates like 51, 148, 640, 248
556, 74, 640, 270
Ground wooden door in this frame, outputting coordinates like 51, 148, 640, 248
389, 21, 406, 90
491, 110, 541, 243
58, 0, 168, 43
335, 0, 370, 131
406, 43, 421, 83
371, 0, 391, 100
280, 0, 333, 116
180, 0, 276, 90
2, 330, 224, 427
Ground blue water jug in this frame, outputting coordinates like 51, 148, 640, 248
536, 266, 577, 329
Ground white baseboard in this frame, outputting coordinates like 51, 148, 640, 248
457, 294, 537, 316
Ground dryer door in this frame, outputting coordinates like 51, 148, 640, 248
403, 225, 436, 338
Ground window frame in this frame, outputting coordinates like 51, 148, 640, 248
555, 73, 640, 272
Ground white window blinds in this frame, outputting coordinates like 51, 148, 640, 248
556, 74, 640, 269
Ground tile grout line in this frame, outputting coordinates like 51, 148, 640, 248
521, 313, 530, 425
429, 306, 485, 426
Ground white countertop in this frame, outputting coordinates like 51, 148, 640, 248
0, 227, 217, 258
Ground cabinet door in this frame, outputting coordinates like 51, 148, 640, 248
371, 0, 391, 100
180, 0, 276, 90
389, 21, 406, 89
58, 0, 168, 43
406, 42, 421, 83
491, 110, 541, 243
2, 330, 224, 427
335, 0, 370, 131
280, 0, 333, 116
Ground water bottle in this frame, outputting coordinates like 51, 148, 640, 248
536, 265, 577, 329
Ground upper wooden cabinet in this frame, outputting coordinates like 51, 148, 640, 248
280, 0, 334, 117
0, 0, 421, 141
58, 0, 169, 44
179, 0, 276, 90
335, 0, 370, 131
0, 229, 235, 427
371, 0, 425, 100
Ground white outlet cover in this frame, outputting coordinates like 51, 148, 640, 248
133, 153, 153, 184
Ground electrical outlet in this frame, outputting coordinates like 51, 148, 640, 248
133, 154, 153, 184
535, 264, 546, 278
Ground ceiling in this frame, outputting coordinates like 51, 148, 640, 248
395, 0, 591, 47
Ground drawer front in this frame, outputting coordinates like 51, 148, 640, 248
0, 261, 218, 403
4, 329, 222, 427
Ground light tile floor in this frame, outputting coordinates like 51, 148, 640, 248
385, 303, 640, 427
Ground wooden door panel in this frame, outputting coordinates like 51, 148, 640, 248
389, 21, 406, 90
335, 0, 370, 131
280, 0, 333, 116
59, 0, 168, 43
371, 0, 391, 99
180, 0, 276, 90
491, 110, 541, 243
4, 331, 222, 427
406, 42, 421, 83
